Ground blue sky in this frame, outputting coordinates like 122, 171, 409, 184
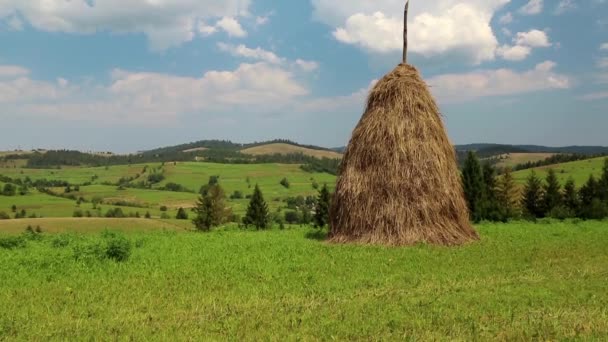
0, 0, 607, 152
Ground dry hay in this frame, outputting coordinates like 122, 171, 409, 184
329, 63, 479, 246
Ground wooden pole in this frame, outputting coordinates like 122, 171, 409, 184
403, 0, 409, 64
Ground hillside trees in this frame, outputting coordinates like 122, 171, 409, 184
314, 184, 331, 228
462, 152, 485, 222
497, 167, 520, 219
543, 169, 562, 214
522, 172, 545, 219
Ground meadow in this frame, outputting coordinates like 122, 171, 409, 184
1, 221, 607, 340
512, 157, 606, 186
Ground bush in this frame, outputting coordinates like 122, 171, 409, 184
280, 178, 290, 189
160, 206, 168, 212
176, 207, 189, 220
0, 236, 26, 249
548, 206, 575, 221
104, 234, 132, 262
230, 191, 244, 200
0, 212, 10, 220
73, 232, 132, 263
73, 209, 84, 218
284, 211, 300, 224
2, 183, 16, 196
145, 211, 152, 219
105, 208, 125, 218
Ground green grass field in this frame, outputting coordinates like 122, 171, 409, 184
513, 157, 607, 186
0, 162, 336, 219
1, 221, 607, 340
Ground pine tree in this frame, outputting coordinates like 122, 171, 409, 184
481, 163, 501, 221
461, 151, 484, 222
522, 171, 545, 219
543, 169, 562, 214
562, 177, 579, 214
579, 175, 599, 208
578, 175, 607, 219
193, 184, 230, 231
243, 184, 269, 230
314, 184, 331, 228
497, 167, 520, 219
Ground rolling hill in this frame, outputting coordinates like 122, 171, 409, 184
240, 143, 343, 159
512, 157, 607, 186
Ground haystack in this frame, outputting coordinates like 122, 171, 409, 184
329, 1, 478, 246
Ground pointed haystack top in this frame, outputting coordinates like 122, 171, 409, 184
329, 1, 479, 246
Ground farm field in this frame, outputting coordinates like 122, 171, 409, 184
0, 162, 336, 219
1, 221, 607, 340
240, 143, 343, 159
493, 153, 556, 168
512, 157, 607, 186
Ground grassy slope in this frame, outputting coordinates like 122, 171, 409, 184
0, 218, 192, 234
512, 157, 607, 186
493, 153, 556, 168
1, 221, 607, 340
240, 143, 343, 159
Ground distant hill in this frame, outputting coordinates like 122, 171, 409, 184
512, 157, 607, 187
241, 143, 343, 159
455, 144, 608, 156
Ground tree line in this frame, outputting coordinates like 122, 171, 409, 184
462, 152, 608, 222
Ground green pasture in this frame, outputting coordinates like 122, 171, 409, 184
513, 157, 607, 186
0, 221, 607, 340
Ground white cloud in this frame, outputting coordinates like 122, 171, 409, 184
515, 29, 551, 47
555, 0, 577, 14
427, 61, 571, 102
313, 0, 510, 64
215, 17, 247, 38
0, 63, 309, 124
256, 16, 270, 26
600, 43, 608, 50
499, 12, 513, 24
0, 65, 29, 78
0, 0, 251, 50
294, 59, 319, 72
496, 45, 532, 61
520, 0, 543, 15
217, 43, 284, 64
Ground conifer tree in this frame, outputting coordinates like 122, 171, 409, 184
314, 184, 331, 228
243, 184, 269, 230
562, 177, 579, 214
176, 207, 189, 220
497, 167, 520, 219
599, 158, 608, 201
193, 184, 230, 231
543, 169, 562, 214
522, 171, 545, 219
481, 163, 502, 221
461, 151, 484, 222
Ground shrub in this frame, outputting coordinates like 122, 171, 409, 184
230, 191, 244, 200
176, 208, 189, 220
284, 211, 300, 224
0, 212, 10, 220
73, 232, 132, 263
145, 211, 152, 219
105, 208, 125, 218
280, 178, 290, 189
104, 235, 132, 262
160, 206, 168, 212
0, 236, 26, 249
73, 209, 84, 218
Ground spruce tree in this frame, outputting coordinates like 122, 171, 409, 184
481, 163, 501, 221
562, 177, 579, 214
314, 184, 331, 228
176, 207, 189, 220
193, 184, 230, 231
243, 184, 269, 230
522, 171, 545, 219
461, 151, 484, 222
497, 167, 520, 220
578, 175, 607, 219
543, 169, 562, 214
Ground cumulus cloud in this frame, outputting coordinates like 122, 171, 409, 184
313, 0, 510, 64
600, 43, 608, 50
427, 61, 571, 102
0, 63, 309, 124
0, 65, 30, 78
0, 0, 251, 50
294, 59, 319, 72
215, 17, 247, 38
496, 45, 532, 61
520, 0, 543, 15
217, 43, 284, 64
515, 29, 551, 47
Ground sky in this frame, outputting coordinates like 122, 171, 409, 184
0, 0, 607, 153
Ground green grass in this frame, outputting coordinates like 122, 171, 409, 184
1, 221, 607, 340
513, 157, 607, 186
